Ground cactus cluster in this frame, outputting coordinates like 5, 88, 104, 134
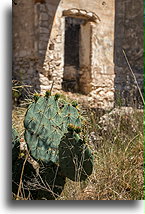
24, 93, 82, 164
23, 92, 93, 182
12, 91, 94, 199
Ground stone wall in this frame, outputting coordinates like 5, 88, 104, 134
114, 0, 143, 108
12, 0, 143, 109
39, 0, 115, 109
12, 0, 39, 90
13, 0, 115, 109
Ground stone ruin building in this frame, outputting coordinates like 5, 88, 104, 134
12, 0, 143, 109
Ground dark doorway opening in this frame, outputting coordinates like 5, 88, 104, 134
62, 17, 85, 93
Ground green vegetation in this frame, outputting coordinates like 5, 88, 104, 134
12, 91, 94, 200
12, 90, 143, 200
24, 92, 82, 163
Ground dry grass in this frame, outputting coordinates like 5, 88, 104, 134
59, 135, 143, 200
12, 105, 144, 200
12, 106, 27, 137
58, 108, 144, 200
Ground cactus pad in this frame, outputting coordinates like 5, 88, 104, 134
59, 130, 94, 181
24, 93, 82, 163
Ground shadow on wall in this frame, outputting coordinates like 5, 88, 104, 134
13, 0, 144, 107
12, 0, 61, 96
35, 0, 61, 65
114, 0, 144, 108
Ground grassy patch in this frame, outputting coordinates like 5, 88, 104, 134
12, 106, 143, 200
58, 108, 143, 200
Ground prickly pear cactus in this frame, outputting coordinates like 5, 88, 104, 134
59, 128, 94, 181
12, 127, 20, 162
24, 92, 82, 163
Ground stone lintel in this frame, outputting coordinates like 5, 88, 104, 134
63, 9, 100, 23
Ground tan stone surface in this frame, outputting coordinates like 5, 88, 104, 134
12, 0, 143, 109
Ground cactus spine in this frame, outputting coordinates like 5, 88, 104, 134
24, 92, 82, 164
59, 129, 93, 181
23, 92, 93, 182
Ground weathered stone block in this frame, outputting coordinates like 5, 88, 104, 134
39, 12, 49, 21
39, 20, 49, 28
39, 27, 49, 34
38, 41, 48, 50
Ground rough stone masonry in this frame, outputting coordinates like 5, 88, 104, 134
12, 0, 143, 109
